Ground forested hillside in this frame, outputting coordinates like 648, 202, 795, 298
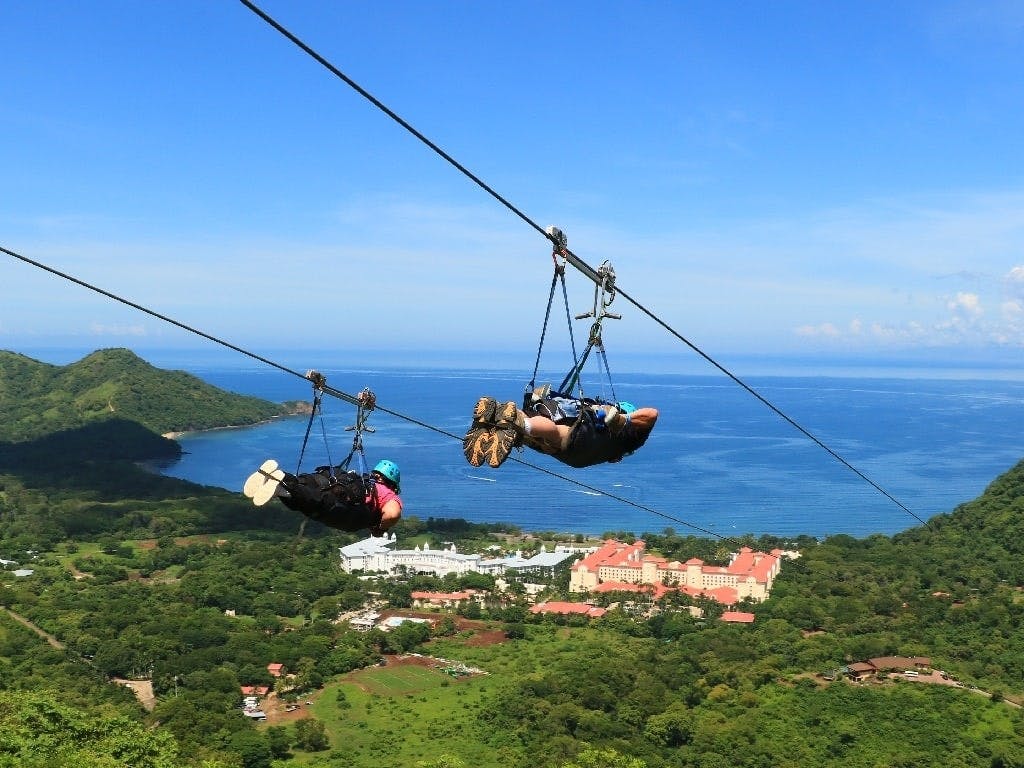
0, 348, 297, 440
0, 346, 1022, 767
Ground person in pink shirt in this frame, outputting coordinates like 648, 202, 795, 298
244, 459, 403, 536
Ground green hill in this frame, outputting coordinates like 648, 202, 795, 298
892, 456, 1024, 585
0, 348, 296, 441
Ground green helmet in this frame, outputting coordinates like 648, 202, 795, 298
372, 459, 401, 492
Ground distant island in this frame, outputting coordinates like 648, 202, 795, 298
0, 347, 306, 446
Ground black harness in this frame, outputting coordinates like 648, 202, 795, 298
290, 376, 381, 531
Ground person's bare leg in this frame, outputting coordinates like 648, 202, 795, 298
522, 415, 572, 454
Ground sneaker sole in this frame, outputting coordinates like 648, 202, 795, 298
463, 427, 493, 468
243, 459, 279, 497
493, 400, 518, 429
472, 396, 498, 425
486, 427, 517, 468
251, 468, 285, 506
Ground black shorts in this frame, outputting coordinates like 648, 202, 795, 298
279, 470, 381, 532
557, 417, 650, 468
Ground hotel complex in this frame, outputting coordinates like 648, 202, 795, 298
569, 539, 785, 604
338, 534, 575, 578
339, 535, 786, 608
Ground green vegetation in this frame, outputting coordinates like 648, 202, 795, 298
0, 347, 1023, 767
298, 664, 501, 767
0, 689, 187, 768
0, 348, 297, 441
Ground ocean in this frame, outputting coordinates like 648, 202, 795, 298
155, 362, 1024, 541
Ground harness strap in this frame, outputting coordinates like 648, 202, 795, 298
529, 262, 562, 391
339, 388, 377, 500
295, 385, 326, 475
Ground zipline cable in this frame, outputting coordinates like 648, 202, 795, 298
236, 0, 931, 529
0, 242, 744, 545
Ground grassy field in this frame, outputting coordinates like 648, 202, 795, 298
286, 661, 499, 767
280, 624, 579, 767
348, 663, 446, 696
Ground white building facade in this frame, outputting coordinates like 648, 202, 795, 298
339, 536, 575, 578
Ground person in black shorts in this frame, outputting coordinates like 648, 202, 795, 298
244, 459, 403, 535
462, 393, 658, 469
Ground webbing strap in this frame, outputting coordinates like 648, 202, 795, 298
529, 266, 561, 390
557, 339, 594, 399
530, 249, 584, 399
295, 387, 325, 475
596, 341, 618, 404
560, 268, 582, 398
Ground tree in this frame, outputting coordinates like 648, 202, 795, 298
381, 621, 430, 654
504, 622, 527, 640
293, 717, 329, 752
265, 726, 292, 760
227, 730, 272, 768
562, 747, 647, 768
434, 615, 457, 637
644, 703, 694, 747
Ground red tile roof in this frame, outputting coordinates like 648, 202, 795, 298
573, 540, 647, 571
721, 611, 755, 623
572, 539, 779, 607
867, 656, 931, 671
727, 547, 782, 582
529, 601, 607, 618
593, 581, 673, 600
411, 590, 472, 601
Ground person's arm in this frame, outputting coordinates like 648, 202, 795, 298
625, 407, 658, 434
372, 498, 402, 535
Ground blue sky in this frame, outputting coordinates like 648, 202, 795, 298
2, 1, 1024, 373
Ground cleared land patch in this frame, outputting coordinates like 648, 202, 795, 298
348, 663, 447, 696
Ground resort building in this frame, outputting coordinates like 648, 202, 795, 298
721, 611, 756, 624
411, 590, 479, 609
530, 601, 607, 619
338, 535, 575, 578
569, 539, 784, 605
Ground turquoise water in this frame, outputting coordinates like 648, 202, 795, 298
159, 365, 1024, 540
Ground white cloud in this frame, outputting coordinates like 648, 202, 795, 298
7, 188, 1024, 359
794, 323, 840, 338
1006, 265, 1024, 297
89, 322, 147, 337
947, 291, 983, 317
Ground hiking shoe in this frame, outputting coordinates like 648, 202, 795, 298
486, 426, 517, 468
472, 396, 498, 425
463, 426, 494, 467
493, 401, 520, 429
494, 401, 526, 442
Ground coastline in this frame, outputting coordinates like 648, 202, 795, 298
162, 403, 310, 441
